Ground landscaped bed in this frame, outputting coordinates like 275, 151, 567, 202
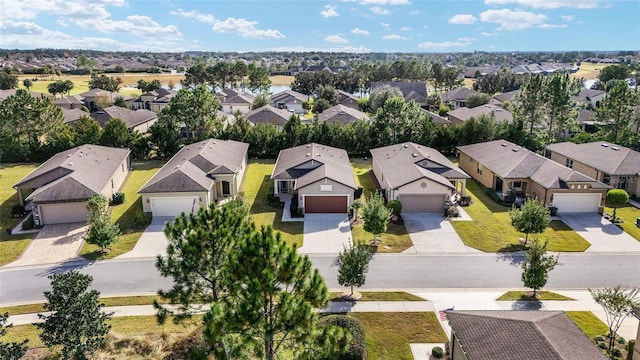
329, 291, 425, 302
451, 180, 590, 252
496, 291, 575, 301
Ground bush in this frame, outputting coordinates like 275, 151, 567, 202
598, 341, 607, 349
317, 315, 367, 360
112, 192, 125, 205
11, 204, 26, 218
595, 335, 605, 342
354, 187, 364, 199
22, 214, 34, 230
618, 336, 626, 344
627, 340, 635, 359
459, 195, 472, 206
611, 348, 622, 357
438, 104, 450, 116
164, 328, 207, 360
432, 346, 444, 359
387, 200, 402, 216
134, 211, 152, 229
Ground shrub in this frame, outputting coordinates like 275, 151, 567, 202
22, 214, 34, 230
598, 341, 607, 349
459, 195, 472, 206
611, 347, 622, 357
164, 328, 207, 360
387, 200, 402, 216
595, 335, 605, 342
11, 204, 26, 217
354, 187, 364, 199
134, 211, 152, 229
627, 340, 635, 358
112, 192, 125, 205
438, 104, 450, 116
432, 346, 444, 359
317, 315, 367, 360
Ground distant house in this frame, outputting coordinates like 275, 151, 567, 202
13, 145, 130, 225
246, 105, 293, 130
545, 141, 640, 198
138, 138, 248, 217
78, 89, 131, 112
441, 88, 477, 109
53, 95, 85, 110
490, 90, 519, 107
61, 108, 88, 124
215, 88, 255, 114
446, 310, 607, 360
423, 109, 451, 125
371, 143, 469, 213
271, 143, 357, 214
572, 88, 607, 108
0, 89, 49, 103
317, 104, 368, 125
576, 109, 597, 132
370, 81, 428, 108
458, 140, 609, 213
447, 104, 513, 125
337, 90, 360, 110
510, 62, 573, 75
270, 90, 307, 114
130, 88, 177, 113
91, 106, 158, 134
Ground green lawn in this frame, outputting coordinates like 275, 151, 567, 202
81, 160, 163, 260
329, 292, 425, 302
0, 295, 170, 316
350, 312, 448, 360
605, 204, 640, 241
566, 311, 610, 339
451, 180, 591, 252
243, 160, 303, 247
0, 163, 39, 266
351, 158, 377, 199
496, 291, 575, 301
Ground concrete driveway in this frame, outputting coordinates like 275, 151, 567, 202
5, 223, 87, 267
299, 214, 352, 254
560, 213, 640, 252
115, 217, 172, 259
402, 213, 481, 254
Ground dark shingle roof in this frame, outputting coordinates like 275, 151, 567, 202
446, 311, 607, 360
546, 141, 640, 176
14, 145, 130, 203
317, 104, 368, 125
271, 143, 356, 190
61, 108, 88, 123
441, 87, 477, 102
370, 82, 427, 103
572, 88, 606, 102
270, 90, 307, 103
91, 106, 157, 128
246, 105, 292, 126
371, 143, 469, 190
139, 139, 248, 193
447, 104, 513, 123
458, 140, 609, 189
215, 88, 255, 105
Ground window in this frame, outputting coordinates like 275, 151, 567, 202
513, 181, 522, 190
617, 177, 629, 190
121, 163, 125, 172
602, 174, 611, 185
470, 158, 475, 163
477, 163, 483, 175
565, 158, 573, 169
111, 179, 114, 189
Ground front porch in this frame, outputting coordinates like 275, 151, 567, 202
493, 178, 536, 203
273, 179, 295, 195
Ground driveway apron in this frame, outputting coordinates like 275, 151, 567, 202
299, 213, 352, 254
402, 213, 480, 253
115, 216, 173, 259
560, 213, 640, 252
5, 223, 87, 267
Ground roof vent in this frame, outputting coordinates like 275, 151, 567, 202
512, 148, 519, 152
601, 143, 609, 147
306, 144, 311, 148
501, 143, 507, 147
175, 165, 180, 169
316, 153, 321, 157
612, 147, 620, 151
68, 162, 73, 166
412, 153, 418, 158
403, 144, 409, 148
67, 154, 72, 157
306, 153, 311, 157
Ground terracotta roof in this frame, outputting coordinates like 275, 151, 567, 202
14, 145, 130, 203
446, 310, 607, 360
246, 105, 292, 126
271, 143, 356, 190
457, 140, 609, 189
139, 139, 248, 193
448, 104, 513, 123
546, 141, 640, 176
317, 104, 368, 125
371, 142, 469, 190
91, 106, 157, 128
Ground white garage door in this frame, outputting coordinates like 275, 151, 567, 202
552, 193, 601, 213
150, 197, 198, 217
399, 194, 446, 213
40, 202, 88, 224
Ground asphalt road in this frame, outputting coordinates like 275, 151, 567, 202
1, 253, 639, 304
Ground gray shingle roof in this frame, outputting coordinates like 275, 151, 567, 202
546, 141, 640, 176
246, 105, 292, 126
441, 87, 477, 102
457, 140, 609, 189
91, 106, 157, 128
572, 88, 606, 102
14, 145, 130, 203
271, 143, 356, 190
370, 82, 427, 103
446, 310, 607, 360
448, 104, 513, 123
61, 108, 88, 123
215, 88, 255, 105
139, 139, 248, 193
270, 90, 307, 103
317, 104, 368, 125
371, 143, 469, 190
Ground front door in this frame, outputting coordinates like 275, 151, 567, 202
280, 181, 288, 193
495, 178, 503, 192
222, 181, 230, 196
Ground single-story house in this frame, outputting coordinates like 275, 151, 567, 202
270, 90, 307, 114
61, 108, 88, 124
53, 95, 85, 110
246, 105, 293, 130
371, 143, 470, 213
489, 89, 519, 107
0, 89, 49, 103
423, 109, 451, 125
317, 104, 368, 125
545, 141, 640, 198
91, 106, 158, 134
441, 87, 477, 109
458, 140, 610, 213
215, 88, 255, 114
337, 90, 360, 110
576, 109, 597, 133
78, 89, 131, 112
271, 143, 357, 213
447, 104, 513, 125
446, 310, 607, 360
138, 138, 248, 217
13, 145, 130, 225
572, 88, 607, 108
130, 88, 177, 113
370, 81, 428, 108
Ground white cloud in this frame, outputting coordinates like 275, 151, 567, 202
212, 17, 285, 39
409, 10, 422, 15
539, 23, 568, 28
321, 5, 339, 17
484, 0, 607, 9
418, 36, 476, 49
351, 27, 370, 35
382, 34, 407, 40
380, 22, 390, 27
370, 6, 391, 15
400, 26, 411, 31
71, 15, 181, 38
269, 44, 371, 53
480, 9, 547, 30
56, 19, 69, 27
325, 34, 349, 44
560, 15, 575, 21
0, 0, 124, 20
448, 14, 477, 24
481, 31, 498, 36
360, 0, 410, 4
170, 9, 216, 24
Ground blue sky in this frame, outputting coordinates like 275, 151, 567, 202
0, 0, 638, 52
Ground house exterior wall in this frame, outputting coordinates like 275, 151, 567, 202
458, 152, 495, 189
634, 324, 640, 360
448, 114, 465, 125
131, 118, 157, 134
549, 153, 599, 179
141, 190, 211, 213
392, 179, 452, 200
297, 178, 354, 209
98, 156, 130, 200
149, 103, 169, 113
450, 333, 469, 360
221, 103, 251, 114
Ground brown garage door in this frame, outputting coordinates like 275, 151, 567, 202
304, 196, 347, 213
399, 194, 445, 213
39, 202, 89, 225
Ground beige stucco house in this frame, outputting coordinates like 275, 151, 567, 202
13, 145, 130, 225
91, 106, 158, 134
546, 141, 640, 198
138, 139, 248, 217
458, 140, 610, 213
271, 143, 357, 213
215, 89, 255, 114
370, 143, 470, 213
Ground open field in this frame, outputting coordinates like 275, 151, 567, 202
571, 62, 606, 80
